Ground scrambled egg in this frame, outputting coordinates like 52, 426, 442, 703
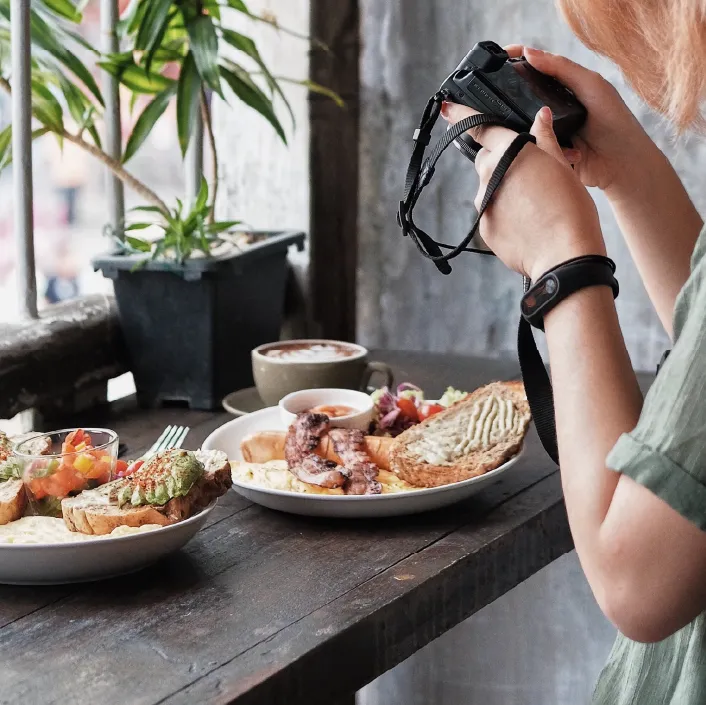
232, 460, 417, 495
0, 516, 160, 544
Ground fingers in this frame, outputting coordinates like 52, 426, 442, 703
441, 102, 515, 151
523, 47, 596, 93
562, 147, 582, 166
503, 44, 524, 58
530, 107, 564, 162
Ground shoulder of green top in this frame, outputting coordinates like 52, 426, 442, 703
117, 449, 205, 508
438, 386, 470, 407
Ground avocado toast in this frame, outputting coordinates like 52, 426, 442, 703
62, 448, 232, 535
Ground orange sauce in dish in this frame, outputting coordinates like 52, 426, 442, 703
308, 404, 357, 418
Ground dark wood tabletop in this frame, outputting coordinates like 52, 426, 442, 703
0, 350, 637, 705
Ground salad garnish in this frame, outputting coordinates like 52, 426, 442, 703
370, 383, 469, 436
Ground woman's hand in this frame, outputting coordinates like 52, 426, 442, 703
508, 45, 660, 197
440, 101, 606, 281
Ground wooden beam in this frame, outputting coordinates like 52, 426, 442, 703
309, 0, 359, 341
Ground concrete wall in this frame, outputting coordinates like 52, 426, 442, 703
214, 0, 706, 703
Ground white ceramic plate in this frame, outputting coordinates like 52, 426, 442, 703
202, 408, 523, 518
0, 503, 215, 585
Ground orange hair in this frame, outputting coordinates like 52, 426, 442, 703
558, 0, 706, 130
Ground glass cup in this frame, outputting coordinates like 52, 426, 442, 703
13, 428, 119, 517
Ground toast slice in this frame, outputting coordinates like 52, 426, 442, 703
62, 449, 232, 536
389, 381, 531, 488
0, 480, 27, 526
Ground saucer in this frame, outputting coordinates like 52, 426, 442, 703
222, 387, 267, 416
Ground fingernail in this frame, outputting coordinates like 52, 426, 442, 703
539, 106, 553, 123
441, 101, 451, 118
524, 47, 542, 56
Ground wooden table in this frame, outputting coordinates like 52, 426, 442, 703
0, 351, 581, 705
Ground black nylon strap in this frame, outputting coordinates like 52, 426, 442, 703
398, 111, 536, 273
517, 315, 559, 463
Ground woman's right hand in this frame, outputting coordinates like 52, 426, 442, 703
508, 45, 661, 198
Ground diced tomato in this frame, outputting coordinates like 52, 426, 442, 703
117, 459, 143, 478
418, 403, 445, 421
64, 429, 86, 447
396, 397, 419, 421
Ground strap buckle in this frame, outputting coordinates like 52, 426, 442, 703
413, 128, 431, 146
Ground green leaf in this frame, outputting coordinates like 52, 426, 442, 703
220, 62, 286, 143
194, 176, 209, 214
203, 0, 220, 21
277, 77, 345, 108
136, 0, 173, 52
206, 220, 241, 235
220, 28, 293, 124
186, 15, 222, 98
38, 0, 82, 22
126, 236, 152, 252
123, 0, 149, 36
31, 79, 64, 131
131, 205, 168, 214
56, 71, 89, 124
0, 124, 12, 168
86, 123, 102, 149
99, 61, 175, 94
223, 0, 249, 12
14, 6, 104, 106
125, 222, 153, 231
176, 51, 200, 156
123, 84, 177, 163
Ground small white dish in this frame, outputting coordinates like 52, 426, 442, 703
0, 502, 216, 585
202, 407, 523, 519
279, 388, 374, 431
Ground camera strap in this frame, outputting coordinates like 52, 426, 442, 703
397, 91, 561, 464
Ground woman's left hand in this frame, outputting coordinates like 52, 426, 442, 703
441, 102, 606, 281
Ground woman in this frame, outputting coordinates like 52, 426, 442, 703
441, 2, 706, 703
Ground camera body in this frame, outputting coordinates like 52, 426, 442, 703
441, 41, 587, 149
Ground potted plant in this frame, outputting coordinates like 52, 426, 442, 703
0, 0, 340, 409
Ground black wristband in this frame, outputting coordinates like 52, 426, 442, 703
521, 255, 619, 330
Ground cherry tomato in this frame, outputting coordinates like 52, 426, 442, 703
418, 403, 445, 421
396, 397, 419, 421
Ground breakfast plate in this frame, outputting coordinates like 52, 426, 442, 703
202, 408, 523, 519
0, 502, 216, 585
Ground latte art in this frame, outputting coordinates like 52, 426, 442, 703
264, 343, 358, 362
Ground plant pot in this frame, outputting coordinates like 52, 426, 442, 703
93, 231, 306, 410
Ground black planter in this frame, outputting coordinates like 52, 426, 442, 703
93, 231, 305, 410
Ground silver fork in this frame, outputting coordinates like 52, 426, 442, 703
141, 425, 190, 460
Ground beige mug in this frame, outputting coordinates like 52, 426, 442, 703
251, 339, 394, 407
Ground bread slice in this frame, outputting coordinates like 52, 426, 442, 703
62, 449, 232, 536
0, 479, 27, 526
389, 381, 531, 488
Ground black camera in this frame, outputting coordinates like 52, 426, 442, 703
441, 41, 587, 154
397, 39, 588, 275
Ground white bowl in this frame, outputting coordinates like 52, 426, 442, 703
279, 388, 374, 430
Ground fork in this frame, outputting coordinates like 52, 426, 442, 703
141, 425, 190, 460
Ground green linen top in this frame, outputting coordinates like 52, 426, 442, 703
593, 225, 706, 705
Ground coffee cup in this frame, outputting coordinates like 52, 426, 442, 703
251, 339, 394, 407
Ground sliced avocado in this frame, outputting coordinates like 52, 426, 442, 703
117, 449, 204, 508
